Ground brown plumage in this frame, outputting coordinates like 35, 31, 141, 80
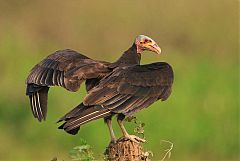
26, 35, 174, 142
26, 49, 110, 121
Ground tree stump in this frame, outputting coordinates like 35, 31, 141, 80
105, 137, 150, 161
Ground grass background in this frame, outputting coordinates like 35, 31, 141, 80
0, 0, 238, 160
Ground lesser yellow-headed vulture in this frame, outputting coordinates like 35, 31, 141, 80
26, 35, 174, 143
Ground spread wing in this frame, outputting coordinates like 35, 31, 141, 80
83, 62, 174, 116
26, 49, 110, 121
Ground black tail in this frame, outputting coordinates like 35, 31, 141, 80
58, 103, 111, 135
26, 84, 49, 122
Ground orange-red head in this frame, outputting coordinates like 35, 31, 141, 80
135, 35, 161, 54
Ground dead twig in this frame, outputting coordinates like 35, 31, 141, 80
159, 140, 173, 161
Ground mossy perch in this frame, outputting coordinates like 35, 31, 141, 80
105, 137, 150, 161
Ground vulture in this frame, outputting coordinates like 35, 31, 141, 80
26, 35, 174, 143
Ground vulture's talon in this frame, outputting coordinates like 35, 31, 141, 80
123, 135, 146, 143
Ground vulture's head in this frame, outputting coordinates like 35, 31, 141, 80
135, 35, 161, 54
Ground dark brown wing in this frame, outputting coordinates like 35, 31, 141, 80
83, 62, 174, 116
26, 49, 110, 121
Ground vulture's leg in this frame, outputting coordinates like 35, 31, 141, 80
117, 114, 146, 143
105, 117, 117, 143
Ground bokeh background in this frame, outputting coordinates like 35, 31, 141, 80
0, 0, 238, 161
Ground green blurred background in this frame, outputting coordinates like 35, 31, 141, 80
0, 0, 238, 160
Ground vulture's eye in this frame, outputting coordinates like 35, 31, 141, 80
144, 39, 151, 43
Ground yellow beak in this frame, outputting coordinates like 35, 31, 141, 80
144, 41, 161, 54
145, 42, 161, 54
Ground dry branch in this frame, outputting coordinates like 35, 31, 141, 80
105, 137, 151, 161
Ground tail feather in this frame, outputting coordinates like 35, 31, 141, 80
26, 84, 49, 121
57, 103, 88, 122
58, 104, 111, 135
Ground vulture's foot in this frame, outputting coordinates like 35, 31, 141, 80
121, 134, 146, 143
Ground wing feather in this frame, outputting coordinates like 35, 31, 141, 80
83, 62, 174, 115
26, 49, 110, 121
